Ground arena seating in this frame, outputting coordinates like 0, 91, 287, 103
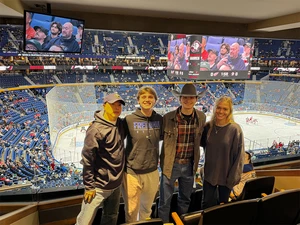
177, 189, 300, 225
257, 189, 300, 224
178, 199, 259, 225
233, 176, 275, 201
120, 218, 163, 225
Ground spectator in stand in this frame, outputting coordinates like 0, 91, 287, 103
49, 45, 64, 52
76, 24, 84, 46
207, 49, 219, 71
44, 22, 80, 52
201, 96, 244, 209
122, 86, 163, 222
241, 42, 252, 67
25, 39, 42, 51
158, 84, 206, 223
230, 151, 256, 200
201, 36, 208, 60
76, 93, 126, 225
200, 61, 210, 71
217, 42, 246, 71
217, 43, 230, 61
185, 41, 190, 60
167, 52, 175, 69
25, 12, 35, 39
174, 45, 179, 58
33, 26, 49, 49
45, 21, 62, 43
174, 43, 188, 70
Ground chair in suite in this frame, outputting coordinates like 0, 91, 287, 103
188, 188, 203, 212
178, 199, 259, 225
199, 199, 259, 225
235, 176, 275, 201
257, 189, 300, 225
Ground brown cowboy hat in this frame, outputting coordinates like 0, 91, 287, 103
171, 83, 207, 98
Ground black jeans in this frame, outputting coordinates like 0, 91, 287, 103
201, 179, 231, 209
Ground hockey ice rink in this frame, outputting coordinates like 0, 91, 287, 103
53, 113, 300, 168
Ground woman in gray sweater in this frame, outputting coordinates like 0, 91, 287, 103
201, 96, 244, 209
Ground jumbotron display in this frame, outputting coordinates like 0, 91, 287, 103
24, 10, 85, 54
167, 34, 254, 80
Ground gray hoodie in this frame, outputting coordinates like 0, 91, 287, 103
81, 110, 126, 190
125, 108, 163, 174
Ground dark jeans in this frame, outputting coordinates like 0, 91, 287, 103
201, 179, 231, 209
158, 162, 194, 223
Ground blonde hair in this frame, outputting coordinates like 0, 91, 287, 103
208, 96, 235, 137
137, 86, 158, 101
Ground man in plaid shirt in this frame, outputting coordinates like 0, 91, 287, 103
158, 83, 206, 223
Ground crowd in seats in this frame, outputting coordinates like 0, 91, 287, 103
0, 73, 30, 88
255, 39, 300, 59
56, 71, 84, 83
26, 72, 58, 85
248, 139, 300, 162
269, 74, 300, 83
0, 89, 83, 189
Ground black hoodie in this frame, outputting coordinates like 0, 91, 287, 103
81, 110, 126, 190
125, 108, 163, 174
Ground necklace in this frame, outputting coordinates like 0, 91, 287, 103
214, 126, 222, 134
214, 124, 226, 134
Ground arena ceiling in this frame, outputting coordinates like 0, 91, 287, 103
1, 0, 300, 38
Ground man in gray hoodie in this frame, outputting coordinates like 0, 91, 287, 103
76, 93, 126, 225
122, 86, 163, 222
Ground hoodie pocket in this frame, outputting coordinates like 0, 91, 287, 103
131, 147, 158, 170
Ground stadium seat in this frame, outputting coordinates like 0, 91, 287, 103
32, 13, 53, 22
179, 199, 259, 225
117, 203, 126, 225
199, 199, 259, 225
73, 26, 78, 35
188, 189, 203, 212
223, 37, 238, 45
30, 19, 51, 31
155, 192, 178, 223
120, 218, 163, 225
180, 210, 202, 225
207, 36, 223, 44
53, 17, 70, 26
257, 189, 300, 225
205, 43, 221, 52
240, 45, 244, 54
235, 176, 275, 201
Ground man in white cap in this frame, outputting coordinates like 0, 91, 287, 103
76, 92, 126, 225
158, 83, 206, 223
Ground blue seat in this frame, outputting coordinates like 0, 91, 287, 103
207, 36, 223, 44
32, 13, 53, 22
223, 37, 238, 45
53, 17, 70, 26
30, 19, 51, 31
205, 43, 221, 52
240, 45, 244, 54
73, 26, 78, 35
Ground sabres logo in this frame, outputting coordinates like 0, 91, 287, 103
191, 40, 201, 53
